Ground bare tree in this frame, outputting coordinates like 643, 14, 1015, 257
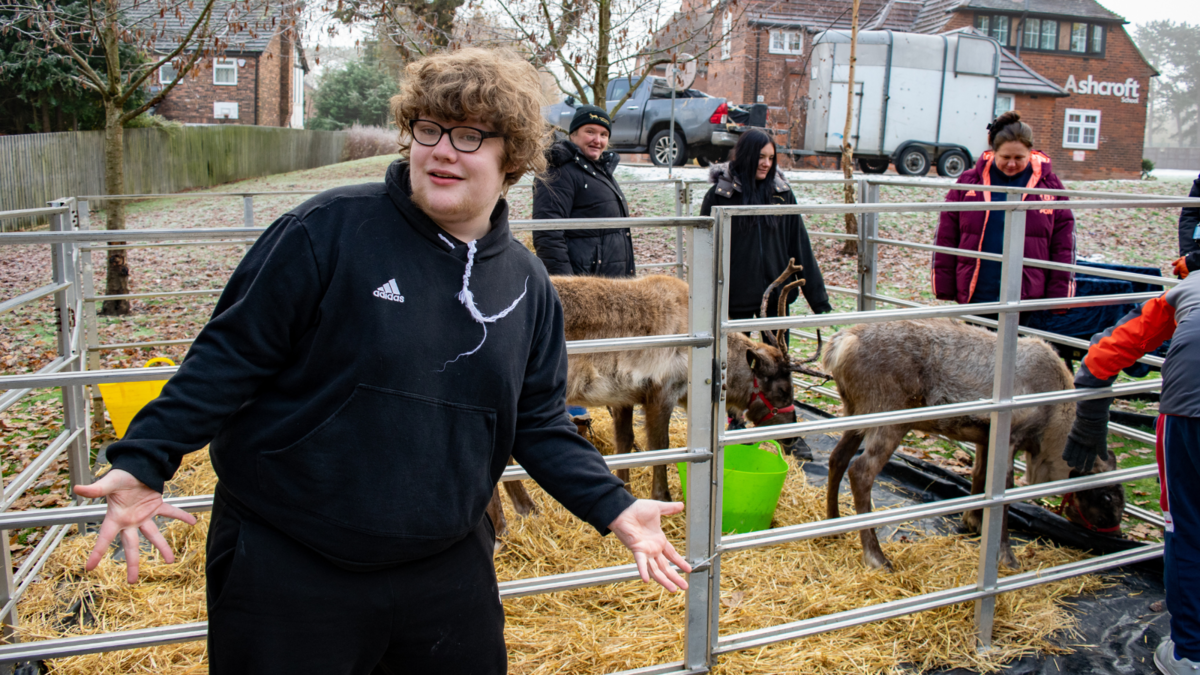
839, 0, 860, 257
456, 0, 741, 115
316, 0, 462, 64
0, 0, 298, 314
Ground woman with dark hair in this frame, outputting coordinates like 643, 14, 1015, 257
933, 110, 1076, 310
700, 129, 832, 331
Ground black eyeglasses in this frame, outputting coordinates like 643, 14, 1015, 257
409, 119, 504, 153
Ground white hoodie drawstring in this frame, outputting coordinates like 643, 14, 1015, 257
440, 239, 529, 370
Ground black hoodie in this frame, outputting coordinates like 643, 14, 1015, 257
107, 160, 635, 569
531, 140, 635, 277
699, 163, 832, 317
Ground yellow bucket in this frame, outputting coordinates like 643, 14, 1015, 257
98, 357, 176, 438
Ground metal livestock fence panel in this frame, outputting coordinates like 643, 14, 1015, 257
0, 183, 1197, 671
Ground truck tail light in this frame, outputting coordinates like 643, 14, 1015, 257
710, 102, 728, 124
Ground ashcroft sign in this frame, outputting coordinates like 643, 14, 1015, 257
1063, 75, 1141, 104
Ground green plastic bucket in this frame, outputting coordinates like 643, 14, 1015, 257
678, 440, 789, 534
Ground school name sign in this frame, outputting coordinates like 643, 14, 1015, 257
1063, 75, 1141, 104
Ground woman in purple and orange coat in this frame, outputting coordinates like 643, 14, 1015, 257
932, 111, 1076, 314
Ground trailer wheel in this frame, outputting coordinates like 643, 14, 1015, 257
857, 157, 889, 174
650, 130, 687, 167
896, 146, 930, 176
936, 150, 968, 178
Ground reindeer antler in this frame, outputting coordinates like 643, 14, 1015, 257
790, 329, 830, 381
773, 278, 806, 349
759, 258, 803, 346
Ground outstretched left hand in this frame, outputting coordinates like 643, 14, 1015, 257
609, 500, 692, 592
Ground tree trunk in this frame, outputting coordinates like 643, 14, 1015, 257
41, 94, 51, 133
839, 0, 861, 257
100, 99, 131, 316
591, 0, 611, 106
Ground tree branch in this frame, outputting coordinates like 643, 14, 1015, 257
120, 0, 222, 101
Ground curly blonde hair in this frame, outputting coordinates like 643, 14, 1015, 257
391, 48, 550, 188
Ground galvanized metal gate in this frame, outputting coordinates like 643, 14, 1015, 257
0, 178, 1195, 672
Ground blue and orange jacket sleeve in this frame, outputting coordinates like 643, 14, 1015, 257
1078, 296, 1177, 386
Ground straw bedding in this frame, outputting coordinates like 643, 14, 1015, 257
18, 410, 1105, 674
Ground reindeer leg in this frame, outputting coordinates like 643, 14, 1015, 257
612, 405, 636, 493
848, 427, 905, 571
644, 387, 675, 502
999, 467, 1019, 570
487, 486, 507, 554
826, 430, 863, 521
964, 440, 989, 533
966, 440, 1020, 569
503, 480, 537, 517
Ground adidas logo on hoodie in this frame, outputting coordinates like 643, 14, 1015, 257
373, 279, 404, 303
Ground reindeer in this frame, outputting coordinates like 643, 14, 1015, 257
822, 319, 1125, 571
488, 269, 823, 538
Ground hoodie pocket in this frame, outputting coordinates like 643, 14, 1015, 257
257, 385, 497, 539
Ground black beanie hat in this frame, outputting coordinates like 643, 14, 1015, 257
569, 105, 612, 134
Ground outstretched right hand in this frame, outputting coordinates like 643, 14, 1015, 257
73, 469, 198, 584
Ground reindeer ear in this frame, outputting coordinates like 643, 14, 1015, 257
745, 348, 769, 376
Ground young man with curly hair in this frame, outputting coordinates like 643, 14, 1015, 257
76, 48, 690, 674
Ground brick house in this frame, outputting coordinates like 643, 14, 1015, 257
656, 0, 1155, 178
923, 0, 1156, 178
130, 3, 307, 128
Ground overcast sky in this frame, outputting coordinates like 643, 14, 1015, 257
1096, 0, 1200, 25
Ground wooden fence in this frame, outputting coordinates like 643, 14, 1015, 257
0, 126, 346, 229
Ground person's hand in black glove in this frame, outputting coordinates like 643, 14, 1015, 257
1063, 393, 1112, 473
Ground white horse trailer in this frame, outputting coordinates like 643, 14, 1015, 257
804, 30, 1000, 178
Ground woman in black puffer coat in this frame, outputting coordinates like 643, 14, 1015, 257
700, 130, 831, 324
532, 139, 635, 277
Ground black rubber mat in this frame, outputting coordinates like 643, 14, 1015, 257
792, 406, 1168, 675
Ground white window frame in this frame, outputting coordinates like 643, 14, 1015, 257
993, 15, 1010, 45
158, 61, 178, 85
1063, 108, 1100, 150
1040, 19, 1057, 50
721, 12, 732, 60
1070, 23, 1088, 52
994, 94, 1014, 119
768, 29, 802, 55
1022, 18, 1040, 49
213, 58, 238, 86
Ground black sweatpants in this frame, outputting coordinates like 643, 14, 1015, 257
206, 487, 506, 675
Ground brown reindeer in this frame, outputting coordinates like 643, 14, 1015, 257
488, 272, 819, 539
822, 319, 1124, 571
556, 272, 824, 502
